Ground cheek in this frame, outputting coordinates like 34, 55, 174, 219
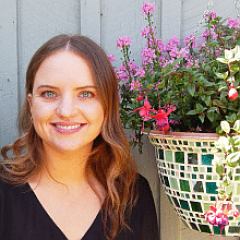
31, 101, 56, 119
83, 102, 104, 123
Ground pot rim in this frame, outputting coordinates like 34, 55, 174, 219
143, 130, 219, 140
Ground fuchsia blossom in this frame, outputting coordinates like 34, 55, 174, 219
226, 18, 239, 29
108, 54, 115, 62
205, 11, 217, 20
140, 2, 156, 15
116, 36, 133, 48
203, 201, 240, 240
130, 80, 142, 91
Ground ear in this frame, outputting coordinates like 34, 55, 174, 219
27, 93, 33, 113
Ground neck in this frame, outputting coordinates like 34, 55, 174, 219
39, 143, 93, 185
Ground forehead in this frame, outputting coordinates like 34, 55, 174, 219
33, 50, 95, 89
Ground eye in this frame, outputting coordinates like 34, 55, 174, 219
79, 91, 95, 99
41, 91, 57, 99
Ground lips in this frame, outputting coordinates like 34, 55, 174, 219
51, 122, 86, 134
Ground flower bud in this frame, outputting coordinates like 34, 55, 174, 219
228, 86, 238, 100
137, 95, 143, 101
233, 208, 240, 217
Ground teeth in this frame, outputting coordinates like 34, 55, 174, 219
55, 124, 81, 130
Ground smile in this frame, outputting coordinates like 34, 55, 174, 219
55, 124, 81, 130
51, 123, 86, 134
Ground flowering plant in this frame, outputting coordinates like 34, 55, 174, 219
110, 2, 240, 237
110, 2, 240, 152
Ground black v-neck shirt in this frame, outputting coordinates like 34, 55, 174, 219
0, 174, 159, 240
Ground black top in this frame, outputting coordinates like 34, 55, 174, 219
0, 174, 159, 240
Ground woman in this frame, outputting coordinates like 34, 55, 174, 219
0, 34, 159, 240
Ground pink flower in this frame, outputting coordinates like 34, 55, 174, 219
141, 26, 155, 37
116, 36, 133, 48
108, 54, 115, 62
134, 68, 145, 78
226, 18, 239, 29
140, 2, 156, 15
183, 35, 197, 47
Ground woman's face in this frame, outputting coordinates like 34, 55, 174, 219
28, 50, 104, 154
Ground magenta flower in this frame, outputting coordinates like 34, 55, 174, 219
116, 36, 133, 48
108, 54, 116, 62
226, 18, 239, 29
140, 2, 156, 15
134, 68, 145, 78
183, 35, 197, 47
141, 26, 155, 37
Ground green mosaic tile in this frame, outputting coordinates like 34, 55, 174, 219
188, 147, 193, 152
185, 194, 190, 199
180, 172, 184, 178
201, 148, 207, 153
190, 201, 203, 212
200, 167, 205, 172
199, 224, 211, 233
165, 151, 173, 162
204, 203, 211, 212
203, 196, 208, 201
234, 197, 239, 203
163, 176, 170, 187
193, 181, 204, 193
206, 182, 217, 194
175, 152, 184, 163
189, 212, 193, 217
180, 166, 185, 171
176, 147, 181, 151
196, 142, 201, 147
172, 140, 177, 145
236, 168, 240, 173
179, 199, 190, 210
237, 183, 240, 194
214, 226, 226, 235
189, 142, 194, 146
193, 167, 198, 172
175, 165, 179, 170
167, 170, 170, 174
213, 175, 218, 180
210, 196, 216, 201
171, 170, 175, 176
206, 175, 212, 180
197, 219, 201, 223
167, 140, 172, 144
181, 193, 184, 198
207, 167, 212, 173
186, 173, 190, 178
235, 175, 240, 181
188, 153, 198, 164
192, 174, 197, 179
197, 195, 202, 200
179, 180, 190, 192
158, 149, 164, 159
202, 154, 213, 165
170, 177, 179, 190
183, 141, 188, 145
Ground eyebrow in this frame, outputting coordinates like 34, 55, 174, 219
36, 84, 97, 91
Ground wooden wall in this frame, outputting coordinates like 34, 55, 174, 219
0, 0, 240, 239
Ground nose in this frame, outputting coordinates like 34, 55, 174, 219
56, 94, 78, 118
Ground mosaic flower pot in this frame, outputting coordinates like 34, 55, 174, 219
146, 131, 240, 237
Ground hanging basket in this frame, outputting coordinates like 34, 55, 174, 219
146, 130, 240, 237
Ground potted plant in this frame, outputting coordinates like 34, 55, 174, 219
110, 2, 240, 238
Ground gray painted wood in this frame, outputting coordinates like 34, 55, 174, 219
1, 0, 240, 239
0, 0, 19, 150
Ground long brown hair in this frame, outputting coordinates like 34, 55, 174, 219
0, 34, 138, 239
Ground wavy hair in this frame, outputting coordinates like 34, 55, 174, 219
0, 34, 138, 239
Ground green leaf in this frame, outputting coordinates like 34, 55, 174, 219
186, 109, 198, 115
206, 111, 214, 122
215, 72, 228, 79
225, 182, 235, 195
221, 121, 230, 133
224, 49, 233, 60
226, 152, 240, 167
215, 136, 230, 152
204, 96, 211, 106
187, 83, 195, 96
199, 115, 205, 123
216, 57, 228, 64
230, 63, 239, 72
233, 120, 240, 132
213, 99, 226, 108
231, 135, 240, 145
